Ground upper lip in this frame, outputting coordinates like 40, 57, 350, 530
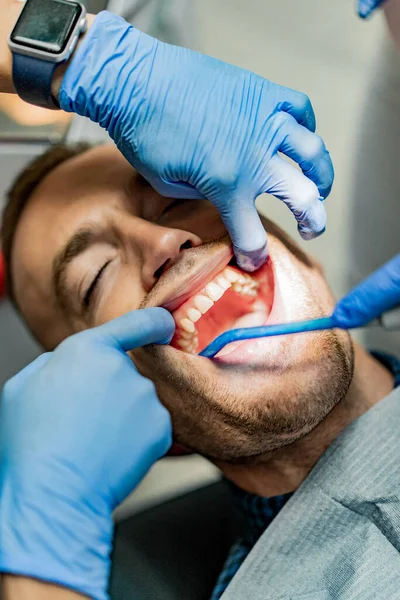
141, 238, 233, 313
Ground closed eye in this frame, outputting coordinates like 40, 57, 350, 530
83, 260, 112, 310
161, 198, 188, 216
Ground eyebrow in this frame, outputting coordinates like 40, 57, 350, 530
52, 227, 100, 314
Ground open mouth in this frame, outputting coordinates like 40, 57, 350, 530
170, 258, 275, 358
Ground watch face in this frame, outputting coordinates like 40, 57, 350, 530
10, 0, 82, 55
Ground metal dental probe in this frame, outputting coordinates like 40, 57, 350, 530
199, 262, 400, 358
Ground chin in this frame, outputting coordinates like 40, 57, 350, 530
133, 233, 354, 462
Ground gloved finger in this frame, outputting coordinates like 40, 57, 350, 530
146, 175, 205, 200
89, 307, 176, 352
217, 199, 268, 272
333, 253, 400, 328
278, 114, 334, 200
358, 0, 385, 19
265, 155, 327, 240
277, 89, 316, 132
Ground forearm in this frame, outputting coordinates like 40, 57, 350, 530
0, 1, 22, 93
0, 0, 94, 97
2, 575, 88, 600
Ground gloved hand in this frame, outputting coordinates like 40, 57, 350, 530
333, 254, 400, 328
0, 308, 174, 600
358, 0, 386, 18
59, 12, 334, 272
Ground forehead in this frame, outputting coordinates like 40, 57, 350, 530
11, 146, 136, 337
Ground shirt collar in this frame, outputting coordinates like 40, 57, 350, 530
371, 350, 400, 389
228, 481, 293, 545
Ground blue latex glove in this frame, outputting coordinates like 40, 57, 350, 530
59, 12, 334, 272
358, 0, 386, 18
0, 308, 174, 600
333, 254, 400, 328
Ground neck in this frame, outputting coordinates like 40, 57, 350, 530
216, 344, 394, 497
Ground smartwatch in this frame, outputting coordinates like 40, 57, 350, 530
8, 0, 87, 110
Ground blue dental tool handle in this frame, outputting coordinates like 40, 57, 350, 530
198, 309, 400, 359
199, 255, 400, 358
199, 317, 336, 358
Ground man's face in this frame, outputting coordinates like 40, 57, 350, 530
12, 146, 353, 461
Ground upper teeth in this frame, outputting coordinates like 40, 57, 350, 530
187, 308, 202, 322
193, 295, 214, 314
205, 281, 225, 301
179, 318, 196, 333
216, 275, 231, 290
175, 267, 259, 336
232, 280, 258, 296
225, 269, 240, 283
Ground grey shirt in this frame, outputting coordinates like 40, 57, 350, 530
222, 386, 400, 600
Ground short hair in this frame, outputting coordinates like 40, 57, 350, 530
1, 143, 91, 305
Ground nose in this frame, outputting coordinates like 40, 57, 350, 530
140, 224, 202, 291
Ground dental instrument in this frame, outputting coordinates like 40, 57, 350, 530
199, 309, 400, 358
199, 258, 400, 358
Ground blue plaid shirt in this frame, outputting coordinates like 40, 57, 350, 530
210, 351, 400, 600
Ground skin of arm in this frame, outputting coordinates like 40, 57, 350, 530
0, 0, 22, 93
2, 575, 89, 600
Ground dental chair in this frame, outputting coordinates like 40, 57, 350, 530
110, 479, 244, 600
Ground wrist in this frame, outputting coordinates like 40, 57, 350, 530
58, 11, 150, 132
0, 474, 113, 600
2, 575, 88, 600
51, 13, 95, 102
2, 2, 94, 103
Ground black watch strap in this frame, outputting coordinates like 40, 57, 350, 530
12, 53, 60, 110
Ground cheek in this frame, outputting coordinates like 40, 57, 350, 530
130, 346, 168, 382
94, 270, 144, 326
129, 347, 185, 408
96, 303, 132, 326
128, 348, 178, 412
281, 239, 335, 316
174, 204, 227, 242
305, 265, 336, 314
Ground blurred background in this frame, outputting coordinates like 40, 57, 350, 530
0, 0, 399, 583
